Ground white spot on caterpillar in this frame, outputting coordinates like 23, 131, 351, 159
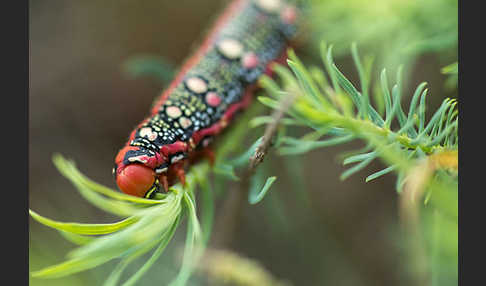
255, 0, 281, 13
179, 117, 192, 129
217, 38, 244, 59
171, 154, 185, 164
155, 167, 168, 174
166, 106, 182, 118
128, 156, 148, 164
186, 77, 208, 94
139, 127, 158, 141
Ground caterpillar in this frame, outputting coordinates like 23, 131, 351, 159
114, 0, 301, 198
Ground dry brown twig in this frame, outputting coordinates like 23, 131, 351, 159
211, 92, 297, 249
248, 92, 297, 173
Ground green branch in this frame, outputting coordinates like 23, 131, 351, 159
258, 42, 458, 189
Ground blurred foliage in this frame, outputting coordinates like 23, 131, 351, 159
122, 55, 175, 84
256, 43, 458, 285
305, 0, 458, 71
197, 249, 292, 286
441, 61, 458, 91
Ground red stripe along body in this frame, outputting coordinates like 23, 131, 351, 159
114, 0, 301, 197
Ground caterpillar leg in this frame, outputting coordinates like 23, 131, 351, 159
158, 173, 169, 192
158, 162, 187, 192
174, 165, 187, 187
201, 147, 215, 167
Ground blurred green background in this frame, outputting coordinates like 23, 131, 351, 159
29, 0, 457, 285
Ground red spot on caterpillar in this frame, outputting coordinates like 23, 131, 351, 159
281, 5, 297, 24
242, 52, 260, 69
189, 85, 255, 149
205, 92, 222, 107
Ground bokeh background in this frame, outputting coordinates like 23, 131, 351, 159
29, 0, 457, 285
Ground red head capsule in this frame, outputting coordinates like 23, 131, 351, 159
114, 145, 161, 197
116, 164, 156, 197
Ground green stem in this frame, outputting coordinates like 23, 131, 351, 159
321, 112, 443, 155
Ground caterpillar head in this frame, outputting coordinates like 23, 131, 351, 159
113, 146, 162, 198
113, 142, 189, 197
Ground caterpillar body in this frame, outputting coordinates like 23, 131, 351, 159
114, 0, 301, 198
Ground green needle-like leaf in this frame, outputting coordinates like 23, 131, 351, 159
53, 154, 167, 205
249, 116, 301, 128
391, 84, 407, 128
287, 59, 327, 108
343, 151, 377, 165
213, 163, 240, 181
322, 43, 341, 94
259, 76, 285, 99
249, 175, 277, 205
272, 61, 301, 90
29, 210, 137, 235
31, 255, 116, 279
169, 193, 203, 286
103, 259, 130, 286
257, 96, 282, 110
332, 64, 384, 126
380, 69, 392, 123
340, 156, 375, 180
120, 217, 181, 286
418, 88, 428, 133
58, 231, 95, 246
365, 166, 396, 182
441, 62, 458, 75
351, 42, 370, 120
278, 135, 353, 155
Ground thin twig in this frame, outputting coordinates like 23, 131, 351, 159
211, 93, 297, 249
248, 93, 297, 173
